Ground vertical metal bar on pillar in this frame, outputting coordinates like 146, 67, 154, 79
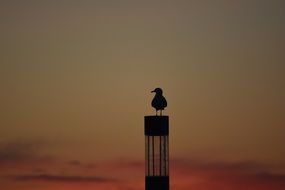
144, 116, 169, 190
159, 136, 161, 176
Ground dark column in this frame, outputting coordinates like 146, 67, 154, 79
144, 116, 169, 190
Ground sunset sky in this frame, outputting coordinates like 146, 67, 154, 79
1, 0, 285, 189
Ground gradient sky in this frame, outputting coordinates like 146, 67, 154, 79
1, 0, 285, 189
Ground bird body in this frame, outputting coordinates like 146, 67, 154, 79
151, 88, 167, 115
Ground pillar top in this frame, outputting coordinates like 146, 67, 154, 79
144, 116, 169, 136
145, 115, 169, 118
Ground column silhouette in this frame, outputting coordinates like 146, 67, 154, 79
144, 116, 169, 190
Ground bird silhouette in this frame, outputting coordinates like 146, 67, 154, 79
151, 88, 167, 116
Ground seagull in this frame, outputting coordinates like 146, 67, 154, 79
151, 88, 167, 116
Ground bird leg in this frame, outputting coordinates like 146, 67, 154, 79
160, 110, 162, 116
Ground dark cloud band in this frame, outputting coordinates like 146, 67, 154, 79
7, 174, 115, 183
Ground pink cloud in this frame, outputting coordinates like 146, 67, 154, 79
1, 140, 284, 190
170, 159, 285, 190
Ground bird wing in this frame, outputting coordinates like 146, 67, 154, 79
162, 96, 167, 109
151, 95, 167, 110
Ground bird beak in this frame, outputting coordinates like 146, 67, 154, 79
151, 90, 155, 93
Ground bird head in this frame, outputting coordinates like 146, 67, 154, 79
151, 88, 163, 95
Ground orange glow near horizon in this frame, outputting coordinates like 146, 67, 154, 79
1, 159, 285, 190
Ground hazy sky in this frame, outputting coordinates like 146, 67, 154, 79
1, 0, 285, 189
